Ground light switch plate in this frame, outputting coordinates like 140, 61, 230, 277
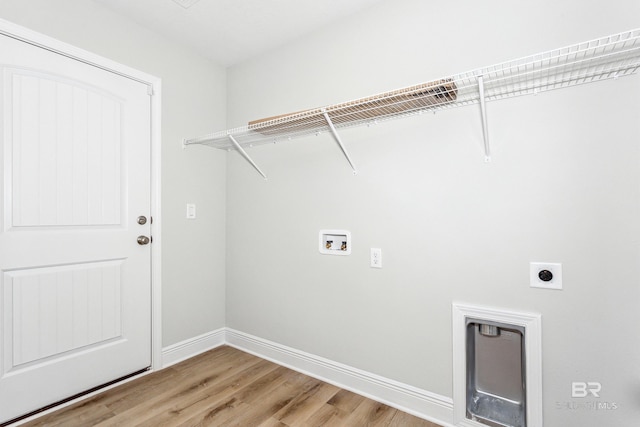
530, 262, 562, 290
186, 203, 196, 219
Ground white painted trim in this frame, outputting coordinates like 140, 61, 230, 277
149, 77, 163, 372
161, 328, 226, 368
0, 19, 157, 90
452, 302, 543, 427
0, 17, 163, 374
225, 328, 456, 427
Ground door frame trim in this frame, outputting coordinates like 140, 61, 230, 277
0, 18, 163, 372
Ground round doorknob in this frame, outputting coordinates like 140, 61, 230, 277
137, 235, 150, 245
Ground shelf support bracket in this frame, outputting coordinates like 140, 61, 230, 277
477, 75, 491, 162
322, 110, 358, 175
228, 134, 268, 180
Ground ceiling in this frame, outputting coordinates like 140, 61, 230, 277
93, 0, 384, 67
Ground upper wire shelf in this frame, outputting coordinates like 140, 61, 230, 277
184, 28, 640, 174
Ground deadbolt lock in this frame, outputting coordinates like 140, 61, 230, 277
137, 216, 147, 225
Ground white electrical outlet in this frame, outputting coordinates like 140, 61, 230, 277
370, 248, 382, 268
530, 262, 562, 290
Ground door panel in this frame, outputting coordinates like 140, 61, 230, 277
0, 33, 151, 423
8, 69, 123, 227
4, 260, 123, 367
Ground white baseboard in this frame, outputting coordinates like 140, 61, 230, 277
225, 328, 455, 427
160, 327, 455, 426
161, 328, 226, 367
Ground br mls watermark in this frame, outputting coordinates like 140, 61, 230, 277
556, 382, 618, 411
572, 382, 601, 398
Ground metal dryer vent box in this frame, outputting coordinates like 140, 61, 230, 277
466, 319, 526, 427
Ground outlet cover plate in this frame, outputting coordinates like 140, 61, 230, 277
530, 262, 562, 290
370, 248, 382, 268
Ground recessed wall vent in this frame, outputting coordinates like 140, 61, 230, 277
452, 303, 542, 427
466, 319, 526, 427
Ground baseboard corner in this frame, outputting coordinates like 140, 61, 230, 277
161, 328, 226, 368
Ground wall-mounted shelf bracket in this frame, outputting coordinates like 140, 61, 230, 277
322, 110, 358, 175
228, 134, 268, 179
477, 75, 491, 163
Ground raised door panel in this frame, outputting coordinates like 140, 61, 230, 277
2, 261, 123, 371
6, 69, 122, 228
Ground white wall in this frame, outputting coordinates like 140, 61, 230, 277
226, 0, 640, 425
0, 0, 228, 347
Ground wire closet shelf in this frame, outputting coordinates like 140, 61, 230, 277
184, 28, 640, 166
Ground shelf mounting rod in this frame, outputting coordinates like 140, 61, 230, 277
322, 110, 358, 175
228, 134, 267, 180
477, 75, 491, 162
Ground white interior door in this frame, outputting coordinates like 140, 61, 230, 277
0, 33, 152, 423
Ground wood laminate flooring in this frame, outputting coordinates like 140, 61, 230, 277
19, 346, 443, 427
